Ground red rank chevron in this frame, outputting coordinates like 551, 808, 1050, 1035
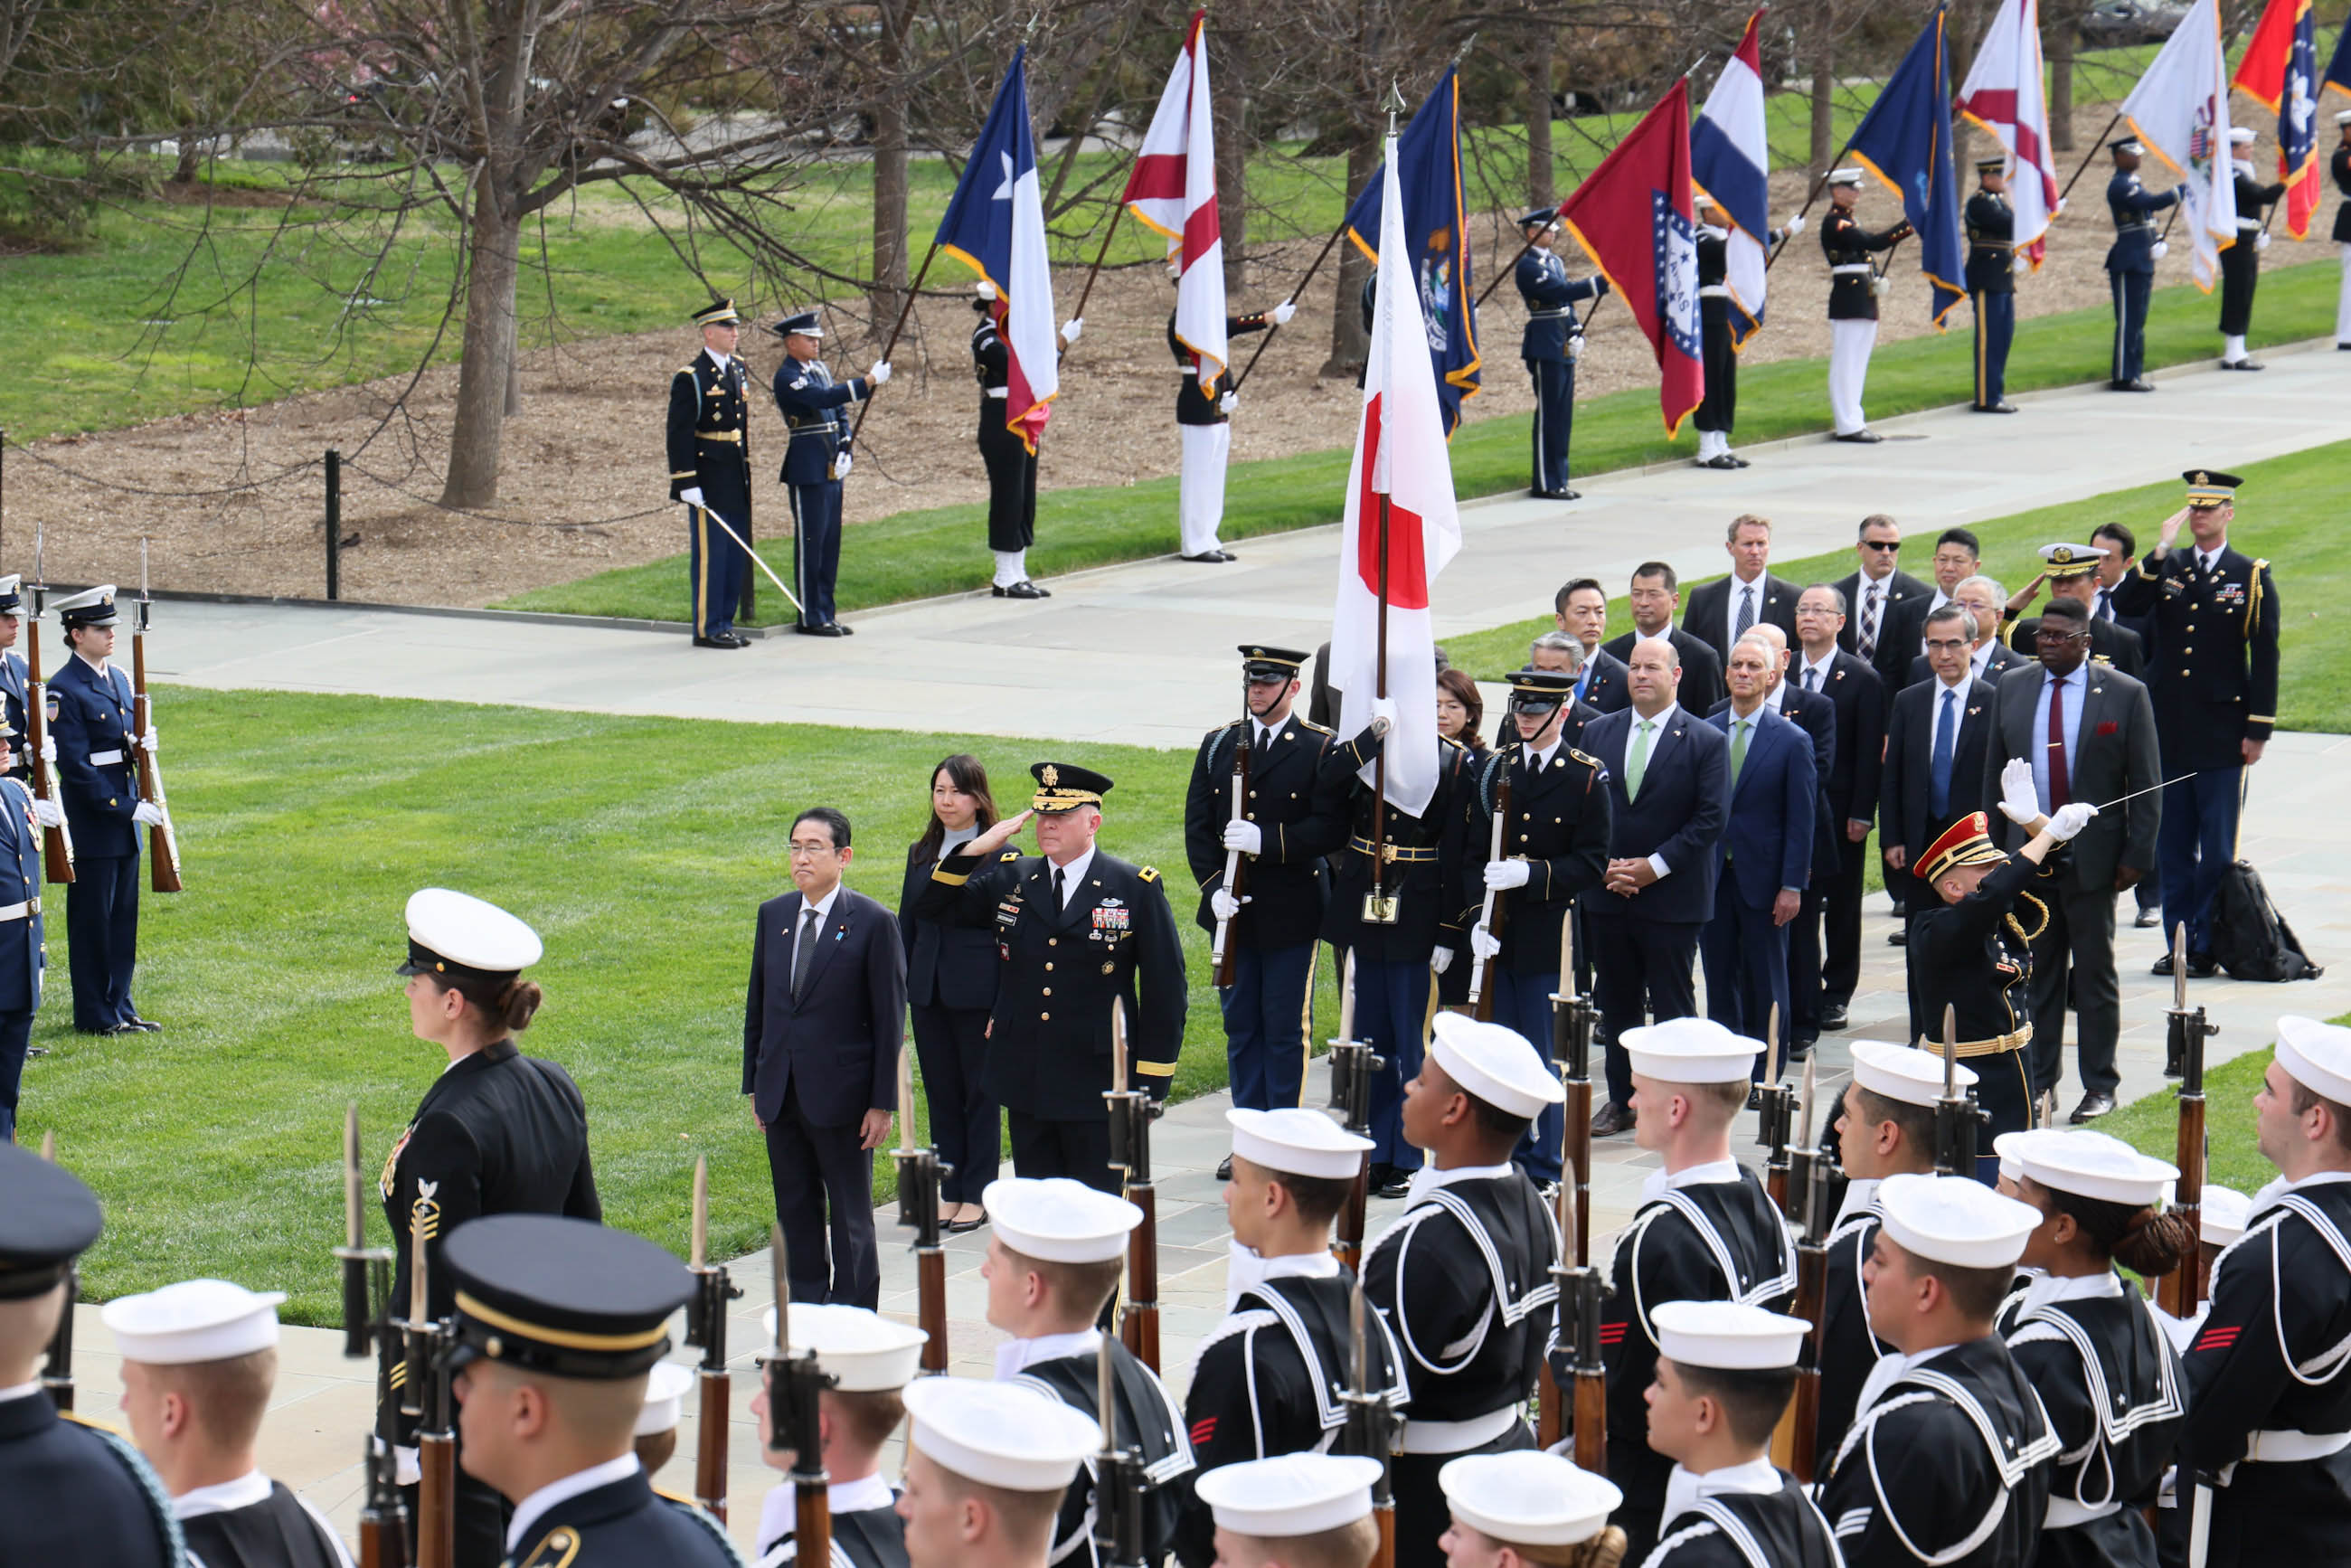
2194, 1324, 2242, 1354
1598, 1321, 1629, 1346
1189, 1416, 1217, 1447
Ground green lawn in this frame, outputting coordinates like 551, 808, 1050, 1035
27, 686, 1269, 1324
2109, 1046, 2278, 1199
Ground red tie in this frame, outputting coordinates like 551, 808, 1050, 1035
2047, 675, 2070, 808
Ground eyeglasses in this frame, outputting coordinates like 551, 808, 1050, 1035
1923, 638, 1972, 654
2034, 627, 2089, 643
787, 843, 839, 859
1862, 540, 1901, 553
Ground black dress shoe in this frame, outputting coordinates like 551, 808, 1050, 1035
992, 581, 1051, 600
2151, 952, 2175, 976
2186, 954, 2219, 978
946, 1207, 987, 1234
1724, 454, 1751, 468
2134, 909, 2160, 929
1700, 454, 1741, 470
1973, 401, 2018, 413
1833, 430, 1883, 444
1887, 925, 1907, 947
1819, 1003, 1849, 1031
1181, 551, 1236, 563
1534, 487, 1581, 501
122, 1015, 161, 1033
1591, 1101, 1636, 1138
2118, 377, 2157, 392
794, 623, 848, 638
2219, 358, 2265, 372
2068, 1092, 2117, 1124
693, 634, 749, 649
1215, 1156, 1233, 1182
1374, 1169, 1413, 1200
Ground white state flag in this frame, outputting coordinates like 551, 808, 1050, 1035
1329, 143, 1463, 819
2120, 0, 2238, 288
1121, 12, 1229, 392
1958, 0, 2063, 260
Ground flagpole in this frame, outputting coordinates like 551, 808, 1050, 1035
1225, 214, 1349, 394
2056, 109, 2128, 207
1764, 170, 1839, 271
1371, 486, 1391, 907
1060, 197, 1131, 364
846, 239, 943, 456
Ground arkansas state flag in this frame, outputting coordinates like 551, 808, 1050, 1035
935, 49, 1059, 451
1556, 79, 1703, 436
2233, 0, 2321, 239
1122, 12, 1228, 392
1330, 143, 1463, 820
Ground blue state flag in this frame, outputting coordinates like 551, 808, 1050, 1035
1343, 65, 1480, 433
1846, 6, 1966, 326
2327, 13, 2351, 97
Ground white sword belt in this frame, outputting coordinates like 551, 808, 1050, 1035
1830, 263, 1874, 277
2242, 1429, 2351, 1463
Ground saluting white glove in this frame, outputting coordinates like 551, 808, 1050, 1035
1369, 695, 1399, 738
867, 360, 892, 385
2255, 231, 2271, 251
29, 798, 61, 828
139, 729, 158, 755
2047, 801, 2099, 842
1430, 947, 1455, 977
1782, 213, 1807, 236
1484, 858, 1531, 892
2150, 240, 2169, 260
1271, 300, 1297, 326
1210, 887, 1249, 922
679, 486, 705, 508
1218, 392, 1238, 415
40, 736, 54, 765
132, 801, 166, 828
1222, 818, 1262, 855
1061, 317, 1083, 345
1996, 758, 2042, 827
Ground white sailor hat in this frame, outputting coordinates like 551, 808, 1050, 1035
1827, 168, 1864, 187
1994, 1129, 2176, 1206
1193, 1452, 1383, 1537
2338, 109, 2351, 127
101, 1279, 286, 1365
1850, 1040, 1977, 1108
1226, 1108, 1373, 1181
1438, 1450, 1622, 1547
902, 1375, 1099, 1493
636, 1360, 694, 1435
1620, 1015, 1761, 1086
1428, 1013, 1565, 1119
1651, 1300, 1810, 1372
2228, 126, 2256, 146
1877, 1173, 2042, 1270
2201, 1185, 2252, 1246
397, 887, 543, 983
49, 584, 118, 628
759, 1303, 927, 1391
2277, 1015, 2351, 1105
984, 1176, 1141, 1264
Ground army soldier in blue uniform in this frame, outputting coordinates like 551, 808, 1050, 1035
1512, 208, 1608, 499
2106, 139, 2182, 392
0, 714, 41, 1143
1692, 195, 1799, 471
1819, 169, 1912, 443
2219, 126, 2288, 371
1966, 156, 2022, 413
2109, 469, 2280, 977
666, 297, 756, 648
2333, 111, 2351, 347
1169, 279, 1293, 562
768, 309, 889, 638
0, 575, 27, 782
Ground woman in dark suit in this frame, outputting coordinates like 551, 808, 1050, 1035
897, 754, 1001, 1231
1434, 669, 1488, 1012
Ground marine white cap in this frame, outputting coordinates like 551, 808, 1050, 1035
398, 887, 543, 978
2201, 1185, 2252, 1246
1621, 1015, 1762, 1086
902, 1376, 1099, 1493
1827, 168, 1864, 187
984, 1176, 1141, 1264
2338, 109, 2351, 127
2228, 126, 2255, 146
1850, 1040, 1977, 1108
1651, 1300, 1810, 1372
1438, 1450, 1622, 1547
1993, 1129, 2176, 1207
1877, 1173, 2043, 1270
2277, 1015, 2351, 1106
1429, 1013, 1565, 1118
1193, 1452, 1383, 1536
1226, 1108, 1373, 1181
636, 1360, 694, 1435
101, 1279, 287, 1365
760, 1303, 928, 1391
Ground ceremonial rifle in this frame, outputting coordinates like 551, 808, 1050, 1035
893, 1046, 951, 1374
1781, 1058, 1832, 1485
36, 1131, 74, 1412
399, 1202, 456, 1568
767, 1224, 836, 1561
333, 1105, 410, 1568
1467, 745, 1513, 1019
1757, 1006, 1791, 1214
2160, 922, 2216, 1318
683, 1155, 743, 1523
1544, 1151, 1610, 1475
1342, 1276, 1399, 1568
1326, 950, 1381, 1274
1091, 1333, 1150, 1568
1212, 675, 1251, 987
1107, 997, 1162, 1371
1931, 1005, 1986, 1177
24, 530, 71, 883
131, 541, 181, 893
1537, 911, 1598, 1450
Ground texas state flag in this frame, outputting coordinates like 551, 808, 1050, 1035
935, 50, 1060, 451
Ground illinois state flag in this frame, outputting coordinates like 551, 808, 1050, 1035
1556, 79, 1703, 435
2121, 0, 2238, 289
1330, 143, 1463, 820
1692, 11, 1774, 347
936, 49, 1059, 450
2233, 0, 2321, 239
1122, 12, 1228, 392
1958, 0, 2063, 266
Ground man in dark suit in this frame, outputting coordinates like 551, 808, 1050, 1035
1488, 632, 1604, 752
1997, 542, 2146, 678
1834, 514, 1931, 708
1578, 636, 1731, 1133
1602, 562, 1726, 714
1880, 604, 1998, 1033
1699, 638, 1816, 1057
1882, 527, 1984, 678
1903, 574, 2025, 691
1558, 577, 1630, 713
2091, 521, 2163, 928
1982, 598, 2160, 1123
1682, 514, 1802, 670
745, 807, 907, 1307
1791, 584, 1884, 1032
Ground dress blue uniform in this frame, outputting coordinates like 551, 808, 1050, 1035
1512, 216, 1606, 498
45, 588, 146, 1035
2105, 146, 2180, 389
768, 311, 876, 636
0, 766, 43, 1141
0, 574, 28, 782
666, 298, 756, 647
1965, 170, 2019, 411
2218, 153, 2286, 363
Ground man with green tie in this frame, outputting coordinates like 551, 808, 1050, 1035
1698, 636, 1818, 1057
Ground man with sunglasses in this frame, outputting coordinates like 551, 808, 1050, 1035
1834, 515, 1931, 708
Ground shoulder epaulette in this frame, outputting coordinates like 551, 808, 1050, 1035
1297, 717, 1335, 735
518, 1525, 584, 1567
1139, 865, 1160, 883
1567, 748, 1602, 770
1208, 717, 1244, 735
676, 364, 699, 377
1439, 734, 1464, 752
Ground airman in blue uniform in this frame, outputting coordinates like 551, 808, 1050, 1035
0, 714, 42, 1141
666, 298, 756, 648
1513, 208, 1608, 500
2105, 139, 2183, 392
44, 585, 156, 1037
0, 575, 28, 783
768, 309, 886, 638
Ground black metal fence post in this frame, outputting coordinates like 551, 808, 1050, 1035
325, 447, 342, 601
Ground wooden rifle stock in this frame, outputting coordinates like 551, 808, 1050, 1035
21, 601, 71, 883
1342, 1279, 1399, 1568
1109, 1000, 1161, 1372
893, 1047, 952, 1373
769, 1224, 837, 1564
1327, 954, 1375, 1274
1213, 691, 1251, 987
684, 1156, 741, 1523
2160, 926, 2214, 1318
129, 619, 181, 893
1774, 1055, 1828, 1482
415, 1431, 456, 1568
35, 1132, 73, 1411
1468, 752, 1511, 1020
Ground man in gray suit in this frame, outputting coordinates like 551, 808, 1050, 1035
1982, 596, 2158, 1124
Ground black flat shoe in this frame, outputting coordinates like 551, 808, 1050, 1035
1723, 454, 1751, 468
1534, 487, 1580, 501
121, 1016, 162, 1033
1818, 1004, 1849, 1031
2219, 358, 2265, 372
2150, 952, 2175, 976
946, 1208, 987, 1234
794, 623, 848, 638
1832, 430, 1884, 444
1887, 926, 1908, 947
992, 581, 1051, 600
1374, 1171, 1412, 1200
693, 634, 749, 648
1973, 401, 2018, 413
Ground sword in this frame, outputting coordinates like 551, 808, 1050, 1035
2096, 772, 2195, 813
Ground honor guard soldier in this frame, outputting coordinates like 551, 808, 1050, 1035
1818, 170, 1912, 443
1191, 1452, 1385, 1568
1990, 1129, 2189, 1568
2108, 470, 2280, 976
0, 714, 42, 1144
1435, 1450, 1626, 1568
1641, 1302, 1842, 1568
667, 297, 757, 648
1815, 1042, 1975, 1461
2218, 127, 2287, 371
1463, 669, 1610, 1186
436, 1214, 738, 1566
46, 584, 158, 1036
1172, 1110, 1405, 1568
1599, 1019, 1798, 1560
915, 762, 1185, 1192
0, 576, 26, 780
1513, 207, 1609, 499
1692, 194, 1799, 470
1186, 646, 1341, 1130
1819, 1174, 2056, 1568
895, 1376, 1100, 1568
2174, 1015, 2351, 1568
106, 1279, 353, 1568
1965, 157, 2021, 413
2105, 139, 2183, 392
0, 1141, 184, 1566
979, 1177, 1194, 1568
2333, 111, 2351, 348
1363, 1014, 1563, 1568
972, 282, 1071, 600
768, 309, 889, 638
750, 1303, 927, 1568
1169, 279, 1293, 562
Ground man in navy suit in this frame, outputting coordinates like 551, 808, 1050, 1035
1699, 639, 1816, 1058
744, 806, 907, 1307
769, 309, 887, 638
1790, 585, 1884, 1031
45, 586, 157, 1037
1578, 637, 1731, 1134
2090, 521, 2162, 927
1681, 515, 1802, 672
1601, 562, 1727, 715
1557, 578, 1630, 713
0, 719, 42, 1141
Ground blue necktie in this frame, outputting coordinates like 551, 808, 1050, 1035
1930, 687, 1957, 818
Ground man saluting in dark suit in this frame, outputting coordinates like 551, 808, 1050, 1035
1879, 603, 1997, 1028
745, 806, 908, 1308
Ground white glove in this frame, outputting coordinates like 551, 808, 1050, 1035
1870, 274, 1890, 298
2255, 231, 2271, 251
2047, 801, 2099, 842
2176, 184, 2192, 204
2013, 254, 2030, 275
1271, 300, 1297, 326
1782, 213, 1807, 236
1060, 317, 1083, 345
1996, 759, 2042, 827
1484, 858, 1531, 892
867, 360, 892, 385
1567, 333, 1585, 362
1430, 948, 1455, 977
1469, 924, 1502, 961
1210, 887, 1249, 922
1222, 818, 1262, 855
2150, 240, 2169, 260
40, 736, 54, 765
1369, 696, 1399, 738
132, 801, 165, 827
832, 452, 853, 480
1218, 392, 1238, 415
976, 279, 997, 301
139, 729, 158, 754
679, 486, 705, 508
29, 798, 61, 828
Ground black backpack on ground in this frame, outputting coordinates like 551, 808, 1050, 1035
2208, 860, 2323, 982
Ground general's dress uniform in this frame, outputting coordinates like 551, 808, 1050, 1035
972, 297, 1046, 599
1819, 171, 1912, 441
1965, 164, 2020, 412
2107, 469, 2280, 968
0, 745, 42, 1143
1906, 813, 2045, 1176
0, 1141, 185, 1567
750, 1303, 925, 1568
2176, 1017, 2351, 1568
44, 585, 148, 1036
2333, 115, 2351, 346
0, 574, 28, 782
768, 310, 879, 637
2105, 141, 2180, 390
1692, 202, 1792, 470
913, 764, 1185, 1193
1364, 1016, 1564, 1568
1172, 303, 1281, 562
1184, 647, 1341, 1113
1462, 670, 1610, 1185
2218, 131, 2287, 369
666, 298, 756, 647
1512, 211, 1607, 498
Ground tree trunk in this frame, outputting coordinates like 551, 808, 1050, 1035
1525, 30, 1555, 209
1808, 10, 1836, 175
1214, 19, 1250, 301
1323, 129, 1378, 379
869, 0, 911, 330
2046, 2, 2076, 153
440, 177, 523, 509
170, 134, 200, 185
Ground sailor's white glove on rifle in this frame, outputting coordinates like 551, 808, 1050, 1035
39, 736, 53, 765
1996, 759, 2043, 827
1484, 858, 1531, 891
132, 801, 166, 828
1218, 392, 1239, 415
1271, 300, 1297, 326
29, 798, 61, 828
2048, 801, 2100, 842
1469, 923, 1502, 961
1781, 213, 1807, 236
1430, 947, 1455, 977
1210, 888, 1249, 922
833, 452, 853, 481
1222, 819, 1262, 855
678, 486, 705, 508
140, 729, 158, 754
2255, 231, 2271, 251
2151, 240, 2169, 260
